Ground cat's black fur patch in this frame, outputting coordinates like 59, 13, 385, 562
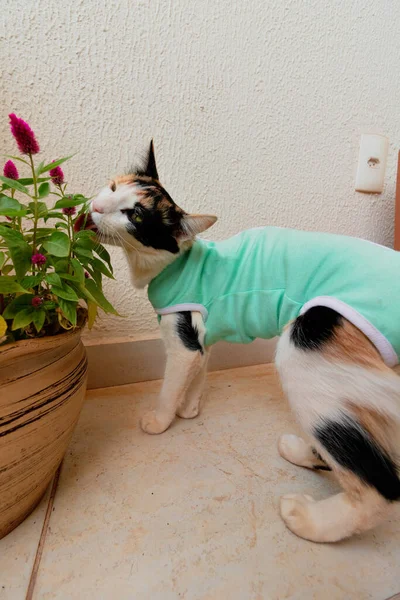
124, 202, 182, 254
291, 306, 342, 350
176, 312, 203, 354
311, 447, 332, 471
313, 464, 332, 471
314, 416, 400, 501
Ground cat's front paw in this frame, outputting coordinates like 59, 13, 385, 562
176, 403, 200, 419
140, 410, 172, 435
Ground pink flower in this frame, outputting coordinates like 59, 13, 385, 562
9, 113, 40, 155
62, 206, 76, 216
31, 253, 47, 265
84, 271, 90, 279
49, 162, 64, 186
31, 296, 43, 308
3, 160, 19, 180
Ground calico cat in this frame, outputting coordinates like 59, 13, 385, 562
83, 141, 400, 543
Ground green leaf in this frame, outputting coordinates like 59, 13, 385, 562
0, 176, 29, 195
42, 300, 57, 310
74, 234, 96, 249
0, 278, 30, 294
58, 298, 77, 326
0, 226, 32, 279
68, 282, 86, 300
17, 247, 33, 280
0, 314, 6, 337
0, 251, 5, 270
28, 201, 48, 218
3, 154, 30, 166
52, 258, 69, 272
35, 161, 45, 176
38, 156, 73, 175
11, 246, 32, 280
94, 244, 113, 273
43, 231, 70, 257
32, 227, 54, 235
52, 283, 79, 302
54, 195, 87, 209
58, 272, 80, 282
85, 266, 102, 288
0, 195, 27, 217
18, 177, 50, 186
45, 272, 62, 286
70, 258, 85, 283
73, 254, 90, 269
32, 308, 46, 332
2, 294, 33, 318
37, 201, 48, 218
74, 246, 93, 260
0, 223, 22, 242
81, 279, 118, 314
91, 257, 114, 279
87, 300, 97, 329
1, 265, 13, 275
11, 307, 36, 331
38, 182, 50, 198
0, 195, 19, 208
73, 229, 95, 240
54, 222, 69, 230
34, 228, 54, 241
45, 211, 67, 220
20, 274, 43, 289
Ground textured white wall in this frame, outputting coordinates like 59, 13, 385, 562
3, 0, 400, 339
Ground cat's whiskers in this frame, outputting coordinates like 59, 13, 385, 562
113, 229, 141, 255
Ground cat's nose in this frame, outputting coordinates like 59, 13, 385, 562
91, 200, 104, 214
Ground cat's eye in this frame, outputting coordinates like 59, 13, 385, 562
110, 181, 116, 192
121, 207, 144, 223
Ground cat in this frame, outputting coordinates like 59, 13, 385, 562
84, 141, 400, 543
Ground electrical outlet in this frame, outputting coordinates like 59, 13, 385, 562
355, 134, 388, 193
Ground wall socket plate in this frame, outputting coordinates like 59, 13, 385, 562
355, 134, 388, 194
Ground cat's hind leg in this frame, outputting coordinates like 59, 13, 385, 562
278, 434, 331, 471
275, 307, 400, 542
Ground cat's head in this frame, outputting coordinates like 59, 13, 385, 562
82, 141, 217, 255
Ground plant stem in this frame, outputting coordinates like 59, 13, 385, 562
11, 189, 22, 232
67, 215, 73, 273
29, 153, 39, 253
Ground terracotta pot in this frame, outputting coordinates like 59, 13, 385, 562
0, 327, 87, 539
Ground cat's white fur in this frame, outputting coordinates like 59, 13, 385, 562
91, 182, 400, 543
276, 326, 400, 542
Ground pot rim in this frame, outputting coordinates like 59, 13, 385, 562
0, 322, 86, 363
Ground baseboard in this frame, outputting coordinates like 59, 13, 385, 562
84, 334, 277, 389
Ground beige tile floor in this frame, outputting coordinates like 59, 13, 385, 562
1, 364, 400, 600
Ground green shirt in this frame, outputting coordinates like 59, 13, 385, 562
148, 227, 400, 366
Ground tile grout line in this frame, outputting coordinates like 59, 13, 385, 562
25, 462, 63, 600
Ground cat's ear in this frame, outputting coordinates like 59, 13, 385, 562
179, 214, 218, 240
143, 139, 159, 180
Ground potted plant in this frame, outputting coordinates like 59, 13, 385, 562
0, 114, 116, 538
